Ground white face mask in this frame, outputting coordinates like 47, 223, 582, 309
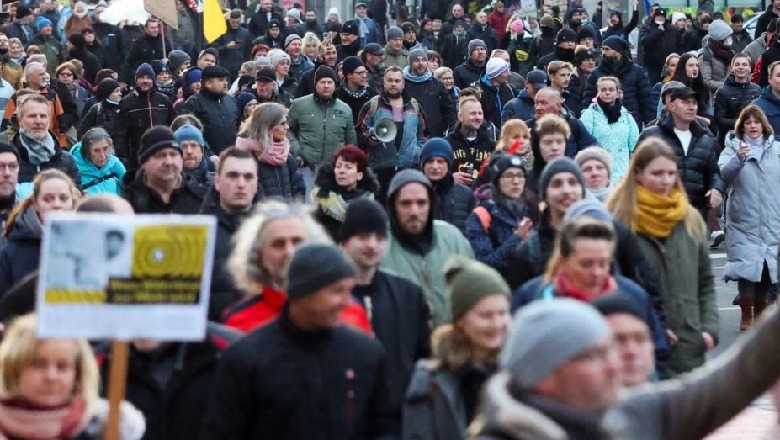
724, 36, 733, 46
655, 18, 665, 25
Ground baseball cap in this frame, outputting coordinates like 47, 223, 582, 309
355, 1, 368, 7
255, 66, 275, 82
363, 43, 385, 56
669, 87, 697, 102
526, 69, 548, 89
654, 7, 667, 17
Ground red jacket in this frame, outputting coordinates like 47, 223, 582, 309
488, 10, 510, 42
223, 284, 373, 335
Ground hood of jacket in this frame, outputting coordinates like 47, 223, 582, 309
760, 85, 780, 106
8, 204, 42, 242
386, 170, 435, 253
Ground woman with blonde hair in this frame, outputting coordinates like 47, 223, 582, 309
607, 137, 717, 377
302, 32, 322, 60
495, 119, 533, 171
403, 256, 511, 440
235, 102, 304, 201
719, 104, 780, 331
433, 66, 458, 108
0, 169, 80, 296
0, 314, 145, 439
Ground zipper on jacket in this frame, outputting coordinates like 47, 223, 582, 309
363, 295, 373, 322
147, 93, 152, 128
345, 368, 355, 425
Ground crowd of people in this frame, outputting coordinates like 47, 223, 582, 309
0, 0, 777, 438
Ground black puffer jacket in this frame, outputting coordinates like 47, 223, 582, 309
713, 74, 761, 143
12, 132, 80, 186
404, 76, 456, 137
177, 90, 238, 154
92, 21, 125, 73
114, 88, 176, 173
453, 59, 485, 90
122, 172, 207, 214
257, 154, 305, 202
312, 163, 380, 240
638, 114, 725, 213
429, 174, 475, 232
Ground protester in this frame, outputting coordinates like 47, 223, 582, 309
447, 98, 496, 185
71, 127, 125, 195
502, 69, 547, 123
528, 88, 598, 161
419, 138, 475, 232
454, 39, 487, 89
174, 125, 212, 187
403, 256, 510, 440
575, 146, 614, 202
77, 78, 122, 139
336, 56, 376, 124
714, 53, 761, 145
753, 60, 780, 139
177, 66, 238, 154
698, 19, 734, 94
671, 53, 713, 123
650, 53, 679, 109
403, 46, 455, 138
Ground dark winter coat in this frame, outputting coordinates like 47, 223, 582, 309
466, 23, 499, 54
453, 59, 485, 90
353, 269, 431, 415
504, 32, 534, 77
312, 163, 380, 240
753, 86, 780, 140
682, 27, 707, 53
536, 47, 576, 72
123, 34, 171, 82
639, 23, 682, 83
429, 174, 475, 232
446, 122, 496, 175
526, 113, 598, 160
255, 153, 305, 202
476, 75, 515, 129
756, 5, 780, 38
528, 26, 556, 67
403, 75, 456, 137
92, 21, 124, 73
122, 172, 207, 214
200, 308, 398, 440
502, 89, 534, 123
582, 57, 655, 127
248, 10, 284, 37
638, 114, 726, 213
211, 27, 254, 79
714, 75, 761, 143
336, 85, 376, 125
77, 99, 120, 139
0, 206, 41, 298
440, 33, 468, 69
759, 38, 780, 87
177, 90, 238, 154
68, 47, 101, 86
114, 87, 176, 173
12, 132, 80, 186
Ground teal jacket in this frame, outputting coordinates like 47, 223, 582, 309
71, 142, 126, 195
286, 94, 357, 167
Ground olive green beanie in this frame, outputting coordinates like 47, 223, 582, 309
444, 256, 511, 320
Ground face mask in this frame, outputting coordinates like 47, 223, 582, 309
655, 18, 665, 25
724, 36, 733, 46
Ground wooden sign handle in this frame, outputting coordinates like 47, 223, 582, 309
105, 341, 129, 440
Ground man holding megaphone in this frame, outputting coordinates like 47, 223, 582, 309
357, 66, 426, 201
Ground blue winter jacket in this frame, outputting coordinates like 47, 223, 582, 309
513, 274, 670, 374
501, 88, 534, 123
71, 142, 126, 195
753, 86, 780, 141
357, 93, 425, 169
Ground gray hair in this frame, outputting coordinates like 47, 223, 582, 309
81, 127, 114, 160
23, 62, 45, 79
228, 201, 330, 294
238, 102, 287, 156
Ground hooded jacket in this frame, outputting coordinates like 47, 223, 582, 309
0, 205, 42, 297
71, 141, 126, 195
446, 122, 497, 175
429, 173, 475, 232
381, 171, 474, 326
454, 59, 486, 90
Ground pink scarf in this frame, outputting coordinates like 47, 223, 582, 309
0, 397, 88, 440
235, 137, 290, 166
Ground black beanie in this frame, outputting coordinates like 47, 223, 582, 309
575, 48, 596, 66
555, 28, 577, 45
341, 56, 364, 76
592, 291, 647, 322
68, 32, 86, 50
138, 126, 181, 164
339, 199, 388, 243
315, 65, 339, 84
0, 141, 19, 161
97, 78, 121, 101
286, 243, 356, 300
490, 154, 527, 185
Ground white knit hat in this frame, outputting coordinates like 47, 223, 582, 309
671, 12, 686, 24
486, 57, 509, 79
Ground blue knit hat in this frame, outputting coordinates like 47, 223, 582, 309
174, 125, 205, 148
183, 68, 202, 89
36, 16, 52, 28
419, 137, 454, 168
235, 92, 256, 117
602, 35, 629, 53
135, 63, 155, 80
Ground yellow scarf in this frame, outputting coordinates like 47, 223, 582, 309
634, 186, 688, 238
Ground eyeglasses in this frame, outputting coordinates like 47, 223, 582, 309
59, 72, 73, 77
500, 172, 526, 181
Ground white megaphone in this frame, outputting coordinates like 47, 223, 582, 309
370, 118, 397, 144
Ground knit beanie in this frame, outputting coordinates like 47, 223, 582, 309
408, 45, 428, 64
183, 68, 202, 89
342, 56, 364, 76
445, 255, 511, 320
576, 25, 595, 42
167, 50, 191, 74
419, 137, 454, 168
174, 125, 205, 147
96, 78, 121, 101
270, 50, 291, 69
671, 12, 687, 24
601, 35, 628, 53
386, 26, 403, 40
37, 17, 52, 28
539, 157, 587, 200
468, 39, 487, 54
564, 199, 613, 223
592, 292, 647, 322
555, 28, 577, 45
574, 146, 612, 178
489, 154, 527, 185
575, 48, 596, 66
235, 92, 256, 117
138, 126, 181, 164
150, 59, 168, 76
284, 33, 302, 48
708, 19, 733, 41
315, 65, 339, 84
339, 199, 388, 243
500, 298, 610, 389
486, 57, 509, 79
387, 169, 432, 203
135, 63, 155, 80
285, 243, 356, 300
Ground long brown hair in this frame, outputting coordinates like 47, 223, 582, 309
735, 104, 773, 140
606, 137, 705, 240
4, 169, 80, 238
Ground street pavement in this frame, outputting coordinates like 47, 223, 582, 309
703, 249, 777, 439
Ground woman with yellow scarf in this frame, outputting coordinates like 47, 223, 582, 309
607, 137, 718, 378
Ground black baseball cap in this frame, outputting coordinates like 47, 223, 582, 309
669, 87, 698, 102
255, 66, 275, 82
654, 7, 666, 17
363, 43, 385, 56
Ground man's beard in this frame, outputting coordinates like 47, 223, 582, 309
386, 91, 402, 99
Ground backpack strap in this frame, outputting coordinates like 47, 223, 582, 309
473, 205, 491, 232
82, 172, 118, 190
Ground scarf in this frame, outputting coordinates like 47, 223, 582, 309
708, 37, 734, 63
597, 97, 622, 124
235, 137, 289, 166
402, 66, 433, 83
635, 186, 688, 238
18, 129, 56, 166
314, 186, 374, 221
587, 184, 613, 202
554, 269, 618, 302
65, 81, 78, 102
0, 397, 88, 439
744, 134, 766, 158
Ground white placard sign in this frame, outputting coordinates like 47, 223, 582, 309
36, 214, 217, 340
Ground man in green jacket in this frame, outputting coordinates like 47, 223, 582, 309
380, 169, 474, 326
287, 65, 356, 197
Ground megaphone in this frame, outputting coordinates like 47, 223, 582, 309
370, 118, 397, 144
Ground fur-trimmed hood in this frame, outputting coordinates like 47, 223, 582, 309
313, 163, 380, 199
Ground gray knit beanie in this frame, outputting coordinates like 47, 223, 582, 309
500, 298, 610, 389
539, 157, 587, 200
575, 146, 612, 178
285, 243, 356, 300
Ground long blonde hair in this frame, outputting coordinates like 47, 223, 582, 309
606, 137, 705, 240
